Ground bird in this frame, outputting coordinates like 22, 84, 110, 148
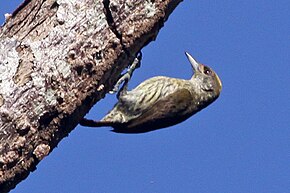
80, 52, 222, 133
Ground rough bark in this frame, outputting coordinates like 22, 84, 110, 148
0, 0, 182, 192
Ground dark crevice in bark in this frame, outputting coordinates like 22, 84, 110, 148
50, 1, 59, 10
103, 0, 131, 57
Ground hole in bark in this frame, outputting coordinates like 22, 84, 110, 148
84, 62, 96, 76
39, 110, 58, 127
56, 97, 64, 104
110, 4, 118, 12
74, 65, 83, 76
50, 1, 59, 9
17, 126, 30, 136
85, 63, 93, 72
94, 51, 102, 60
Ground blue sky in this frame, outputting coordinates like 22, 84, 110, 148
1, 1, 289, 193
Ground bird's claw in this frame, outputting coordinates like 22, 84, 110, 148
109, 73, 131, 94
109, 52, 142, 95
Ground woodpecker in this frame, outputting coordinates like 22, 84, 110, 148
80, 52, 222, 133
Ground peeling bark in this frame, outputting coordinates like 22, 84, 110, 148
0, 0, 182, 191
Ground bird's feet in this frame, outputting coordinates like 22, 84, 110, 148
109, 52, 142, 95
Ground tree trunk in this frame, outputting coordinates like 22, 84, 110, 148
0, 0, 182, 192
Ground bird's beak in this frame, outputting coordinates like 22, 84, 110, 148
185, 52, 199, 72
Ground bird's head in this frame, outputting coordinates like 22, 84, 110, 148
185, 52, 222, 98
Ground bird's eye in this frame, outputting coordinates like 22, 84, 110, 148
203, 66, 212, 75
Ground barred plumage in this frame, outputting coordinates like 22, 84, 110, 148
80, 52, 222, 133
103, 77, 185, 122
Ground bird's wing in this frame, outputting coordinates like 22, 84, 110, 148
116, 88, 195, 133
117, 77, 177, 116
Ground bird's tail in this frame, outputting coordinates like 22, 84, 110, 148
80, 118, 116, 127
